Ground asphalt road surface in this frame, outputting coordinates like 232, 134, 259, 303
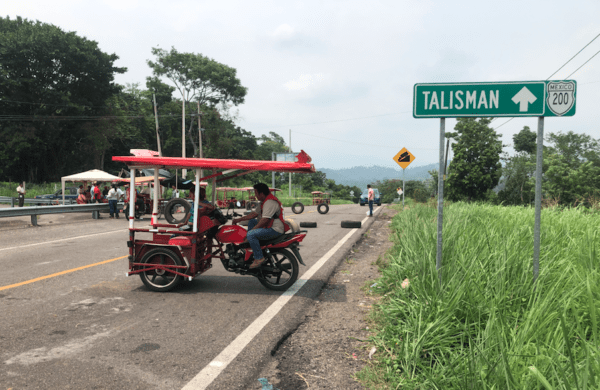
0, 204, 380, 390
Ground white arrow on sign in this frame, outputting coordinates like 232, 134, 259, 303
512, 87, 537, 112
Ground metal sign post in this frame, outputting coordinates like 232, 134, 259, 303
436, 118, 445, 285
533, 117, 544, 283
403, 168, 405, 210
393, 147, 415, 211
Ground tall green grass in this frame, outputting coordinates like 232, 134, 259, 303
360, 202, 600, 389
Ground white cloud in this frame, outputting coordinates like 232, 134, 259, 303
284, 73, 326, 91
272, 24, 295, 39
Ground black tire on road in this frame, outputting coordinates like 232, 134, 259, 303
164, 198, 191, 224
341, 220, 362, 229
377, 203, 381, 206
300, 222, 317, 228
257, 248, 299, 291
291, 202, 304, 214
139, 247, 183, 292
317, 203, 329, 214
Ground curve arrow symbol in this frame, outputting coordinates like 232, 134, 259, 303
512, 87, 537, 112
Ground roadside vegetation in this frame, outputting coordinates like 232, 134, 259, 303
360, 201, 600, 389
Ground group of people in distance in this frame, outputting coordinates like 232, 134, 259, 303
76, 181, 125, 219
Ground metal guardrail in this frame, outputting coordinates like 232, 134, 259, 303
0, 196, 77, 206
0, 203, 124, 226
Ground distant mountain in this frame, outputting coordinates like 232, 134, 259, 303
320, 163, 440, 187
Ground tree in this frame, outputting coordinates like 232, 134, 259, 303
543, 131, 600, 205
445, 118, 502, 201
513, 126, 537, 154
0, 16, 126, 181
147, 47, 247, 107
147, 47, 247, 160
496, 153, 536, 205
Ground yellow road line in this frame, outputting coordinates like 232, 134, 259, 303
0, 255, 127, 292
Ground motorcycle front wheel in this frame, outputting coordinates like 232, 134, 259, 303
257, 248, 299, 291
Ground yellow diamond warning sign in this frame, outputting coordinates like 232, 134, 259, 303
393, 148, 415, 169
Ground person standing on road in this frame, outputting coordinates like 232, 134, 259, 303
107, 184, 119, 219
231, 183, 288, 269
16, 181, 26, 207
367, 184, 374, 217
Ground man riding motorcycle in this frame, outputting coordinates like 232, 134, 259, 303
232, 183, 288, 269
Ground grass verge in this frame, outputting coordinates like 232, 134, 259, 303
358, 202, 600, 389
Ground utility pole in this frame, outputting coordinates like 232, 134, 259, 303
153, 94, 162, 157
182, 90, 187, 178
197, 102, 204, 179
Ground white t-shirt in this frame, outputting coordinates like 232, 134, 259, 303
255, 199, 284, 234
107, 188, 118, 200
17, 185, 25, 195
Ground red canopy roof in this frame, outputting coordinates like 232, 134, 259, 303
113, 150, 315, 175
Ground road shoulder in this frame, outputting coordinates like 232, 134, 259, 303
253, 205, 398, 389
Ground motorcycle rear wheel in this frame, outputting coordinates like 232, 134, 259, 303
258, 249, 299, 291
139, 248, 183, 292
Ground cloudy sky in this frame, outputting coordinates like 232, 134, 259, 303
5, 0, 600, 171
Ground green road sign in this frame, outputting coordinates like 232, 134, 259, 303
413, 80, 576, 118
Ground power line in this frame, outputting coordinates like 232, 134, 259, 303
547, 33, 600, 79
566, 49, 600, 78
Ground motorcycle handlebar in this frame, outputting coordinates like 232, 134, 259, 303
225, 212, 242, 220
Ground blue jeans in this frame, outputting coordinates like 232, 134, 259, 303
109, 200, 118, 217
247, 219, 281, 260
368, 200, 374, 216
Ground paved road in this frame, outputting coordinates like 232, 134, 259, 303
0, 204, 380, 389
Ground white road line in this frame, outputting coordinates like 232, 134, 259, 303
182, 207, 379, 390
0, 229, 128, 252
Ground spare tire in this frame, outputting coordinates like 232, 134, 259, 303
300, 222, 317, 228
291, 202, 304, 214
164, 198, 191, 224
341, 220, 361, 229
317, 203, 329, 214
247, 201, 259, 210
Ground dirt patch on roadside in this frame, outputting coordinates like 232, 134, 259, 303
254, 206, 398, 389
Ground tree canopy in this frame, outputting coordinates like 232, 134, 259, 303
445, 118, 503, 202
0, 16, 126, 182
147, 47, 247, 107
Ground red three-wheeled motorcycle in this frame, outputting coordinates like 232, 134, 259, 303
112, 150, 315, 292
